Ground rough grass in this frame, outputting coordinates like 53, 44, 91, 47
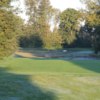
0, 56, 100, 100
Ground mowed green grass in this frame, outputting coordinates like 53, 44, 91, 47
0, 57, 100, 100
1, 57, 100, 74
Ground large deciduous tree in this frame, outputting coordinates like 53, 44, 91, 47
82, 0, 100, 54
0, 0, 23, 58
24, 0, 62, 49
59, 8, 82, 45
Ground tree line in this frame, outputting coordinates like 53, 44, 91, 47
0, 0, 100, 58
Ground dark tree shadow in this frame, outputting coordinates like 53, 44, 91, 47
0, 67, 57, 100
70, 60, 100, 73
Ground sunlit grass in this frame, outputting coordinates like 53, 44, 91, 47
0, 57, 100, 100
1, 57, 100, 75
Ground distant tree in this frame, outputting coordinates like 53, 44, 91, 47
59, 8, 82, 45
0, 0, 23, 58
25, 0, 39, 24
19, 24, 43, 48
51, 28, 62, 49
25, 0, 62, 49
81, 0, 100, 54
50, 9, 62, 49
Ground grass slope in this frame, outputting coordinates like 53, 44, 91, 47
0, 57, 100, 100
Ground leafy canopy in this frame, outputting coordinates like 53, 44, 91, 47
59, 8, 81, 44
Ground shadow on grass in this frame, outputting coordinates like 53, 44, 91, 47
0, 67, 57, 100
29, 58, 100, 74
70, 60, 100, 73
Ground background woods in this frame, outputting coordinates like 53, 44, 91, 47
0, 0, 100, 58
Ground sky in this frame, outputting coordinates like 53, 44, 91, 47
13, 0, 85, 20
50, 0, 85, 11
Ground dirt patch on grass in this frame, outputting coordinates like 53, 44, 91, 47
15, 51, 36, 58
15, 49, 68, 58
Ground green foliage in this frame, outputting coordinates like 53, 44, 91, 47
24, 0, 62, 49
49, 28, 62, 49
33, 0, 53, 49
19, 25, 43, 48
0, 0, 11, 7
0, 10, 16, 57
83, 0, 100, 54
0, 0, 24, 58
59, 9, 82, 44
42, 32, 62, 50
